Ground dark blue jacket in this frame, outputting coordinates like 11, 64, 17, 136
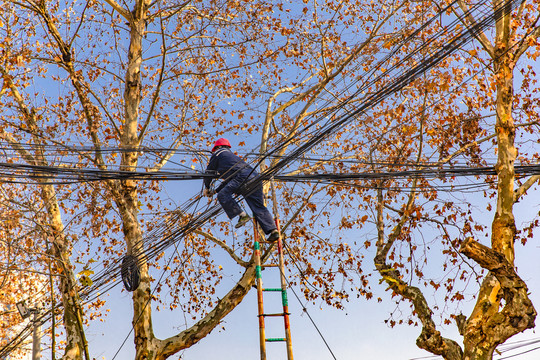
204, 148, 257, 191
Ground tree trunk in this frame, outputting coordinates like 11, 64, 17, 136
0, 69, 89, 360
41, 184, 88, 360
115, 2, 157, 358
460, 1, 536, 357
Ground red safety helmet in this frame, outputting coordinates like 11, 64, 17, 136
212, 138, 231, 152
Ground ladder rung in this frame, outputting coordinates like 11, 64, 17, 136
263, 288, 283, 292
266, 338, 286, 342
259, 312, 289, 317
262, 263, 279, 267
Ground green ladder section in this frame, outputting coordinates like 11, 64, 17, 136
253, 219, 294, 360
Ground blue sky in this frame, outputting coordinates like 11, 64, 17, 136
81, 173, 540, 360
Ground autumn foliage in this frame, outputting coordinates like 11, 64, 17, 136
0, 0, 539, 360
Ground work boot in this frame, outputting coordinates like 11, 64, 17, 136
266, 230, 280, 243
235, 213, 251, 229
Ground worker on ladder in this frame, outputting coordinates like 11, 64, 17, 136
203, 138, 280, 243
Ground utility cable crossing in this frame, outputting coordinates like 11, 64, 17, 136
0, 0, 535, 357
1, 160, 539, 185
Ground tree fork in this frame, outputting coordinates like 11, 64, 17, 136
458, 2, 534, 357
374, 187, 463, 360
460, 238, 536, 352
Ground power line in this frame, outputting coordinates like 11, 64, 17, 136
0, 160, 538, 185
0, 0, 531, 356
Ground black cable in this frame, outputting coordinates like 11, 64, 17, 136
0, 1, 530, 197
0, 1, 521, 191
498, 347, 540, 359
0, 320, 35, 357
110, 191, 206, 359
408, 338, 540, 360
110, 249, 177, 360
2, 160, 539, 186
0, 0, 529, 355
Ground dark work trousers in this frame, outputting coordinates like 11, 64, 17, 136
216, 170, 277, 234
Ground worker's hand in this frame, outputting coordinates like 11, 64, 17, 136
203, 188, 215, 197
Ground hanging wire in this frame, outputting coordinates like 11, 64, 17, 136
0, 0, 526, 313
0, 0, 533, 357
1, 158, 539, 186
110, 245, 181, 360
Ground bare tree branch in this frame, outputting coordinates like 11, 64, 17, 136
514, 174, 540, 202
193, 229, 249, 267
101, 0, 131, 21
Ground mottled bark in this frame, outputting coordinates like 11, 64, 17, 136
155, 263, 256, 359
41, 185, 88, 360
459, 2, 536, 359
0, 64, 88, 360
118, 2, 153, 359
460, 239, 536, 360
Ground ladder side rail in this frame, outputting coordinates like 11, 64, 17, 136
271, 179, 294, 360
254, 222, 267, 360
275, 218, 294, 360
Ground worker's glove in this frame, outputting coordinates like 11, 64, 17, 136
203, 188, 215, 197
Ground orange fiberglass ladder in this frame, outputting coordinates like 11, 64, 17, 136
253, 216, 294, 360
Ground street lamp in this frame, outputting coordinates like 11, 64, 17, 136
15, 300, 30, 319
16, 300, 41, 360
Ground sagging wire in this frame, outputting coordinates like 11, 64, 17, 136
235, 0, 524, 206
0, 0, 532, 191
0, 0, 520, 191
408, 337, 540, 360
0, 0, 529, 356
2, 158, 539, 188
110, 193, 207, 359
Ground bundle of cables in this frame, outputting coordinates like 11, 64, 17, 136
121, 255, 140, 292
